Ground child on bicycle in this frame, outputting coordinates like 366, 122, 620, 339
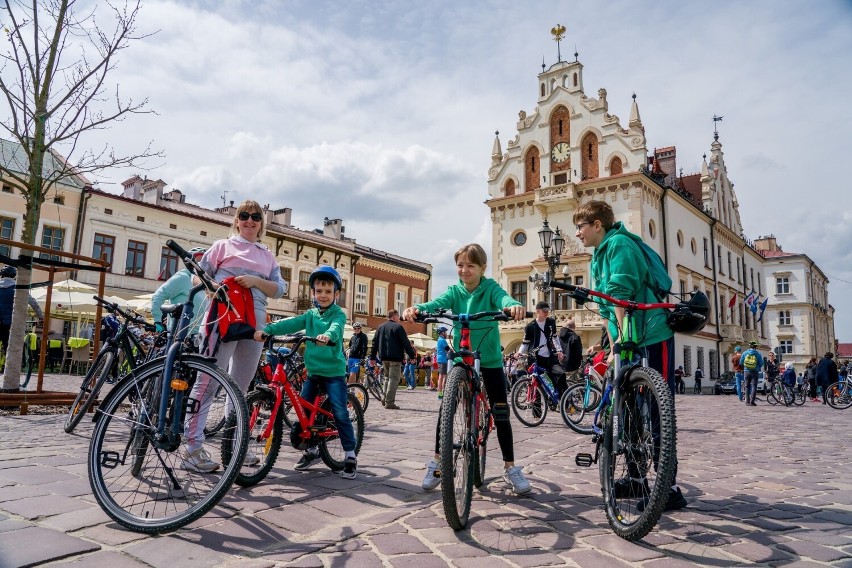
402, 243, 531, 495
253, 265, 359, 479
573, 200, 687, 511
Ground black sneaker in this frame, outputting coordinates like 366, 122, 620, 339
613, 476, 648, 499
295, 450, 319, 471
637, 487, 687, 512
340, 457, 357, 479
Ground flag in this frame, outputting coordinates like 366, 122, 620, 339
757, 298, 768, 322
750, 295, 759, 316
744, 290, 756, 307
728, 293, 737, 309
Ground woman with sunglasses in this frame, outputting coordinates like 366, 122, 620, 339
182, 200, 288, 473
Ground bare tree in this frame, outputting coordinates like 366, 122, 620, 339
0, 0, 159, 391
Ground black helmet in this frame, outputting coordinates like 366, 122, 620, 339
667, 291, 710, 335
0, 265, 16, 278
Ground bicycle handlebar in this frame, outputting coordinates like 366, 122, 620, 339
165, 239, 228, 304
260, 331, 337, 359
414, 308, 534, 324
93, 295, 157, 332
530, 272, 679, 311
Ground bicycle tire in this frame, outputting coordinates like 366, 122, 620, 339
348, 382, 370, 412
19, 344, 33, 389
560, 382, 602, 435
203, 385, 229, 437
510, 377, 547, 427
231, 389, 283, 488
366, 371, 384, 401
599, 366, 676, 541
825, 381, 852, 409
440, 366, 474, 530
792, 387, 806, 406
318, 393, 365, 471
473, 397, 489, 488
64, 349, 117, 434
88, 356, 248, 533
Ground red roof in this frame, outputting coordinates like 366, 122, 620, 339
679, 173, 702, 204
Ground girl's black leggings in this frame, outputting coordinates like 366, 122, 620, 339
434, 366, 514, 463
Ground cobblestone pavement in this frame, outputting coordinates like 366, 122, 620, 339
0, 375, 850, 567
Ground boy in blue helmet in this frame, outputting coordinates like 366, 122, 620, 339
254, 265, 359, 479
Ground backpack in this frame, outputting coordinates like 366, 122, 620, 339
623, 227, 672, 301
203, 276, 256, 356
559, 329, 583, 372
743, 352, 758, 370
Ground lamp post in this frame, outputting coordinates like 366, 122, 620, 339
538, 219, 565, 306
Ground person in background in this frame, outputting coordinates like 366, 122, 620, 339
731, 346, 745, 401
404, 340, 417, 390
815, 352, 839, 405
435, 326, 449, 398
693, 366, 704, 394
346, 322, 367, 384
739, 341, 764, 407
369, 309, 415, 410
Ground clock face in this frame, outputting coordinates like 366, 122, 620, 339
552, 142, 570, 163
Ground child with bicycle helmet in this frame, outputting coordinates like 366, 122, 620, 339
573, 200, 686, 511
151, 247, 208, 335
402, 243, 531, 495
254, 265, 359, 479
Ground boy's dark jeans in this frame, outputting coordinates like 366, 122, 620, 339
301, 375, 357, 452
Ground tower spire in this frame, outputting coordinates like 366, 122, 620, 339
712, 114, 723, 141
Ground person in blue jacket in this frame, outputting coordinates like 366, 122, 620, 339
739, 341, 764, 406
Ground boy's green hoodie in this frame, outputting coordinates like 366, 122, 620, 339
262, 302, 347, 377
591, 221, 673, 347
416, 277, 521, 368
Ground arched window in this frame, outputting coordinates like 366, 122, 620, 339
581, 133, 599, 180
573, 73, 578, 87
504, 178, 515, 197
610, 156, 623, 176
524, 147, 541, 192
540, 83, 545, 97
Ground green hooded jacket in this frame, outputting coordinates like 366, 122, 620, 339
416, 277, 521, 368
591, 222, 673, 347
262, 302, 347, 377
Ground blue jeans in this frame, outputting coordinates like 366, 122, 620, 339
735, 372, 744, 400
404, 362, 416, 388
300, 375, 357, 453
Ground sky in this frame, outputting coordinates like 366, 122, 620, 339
30, 1, 852, 338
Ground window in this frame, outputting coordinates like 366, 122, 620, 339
92, 233, 115, 270
776, 276, 790, 294
125, 240, 147, 277
104, 208, 113, 215
412, 293, 422, 306
679, 280, 686, 296
296, 271, 312, 310
676, 230, 683, 247
682, 346, 692, 376
779, 310, 791, 326
709, 349, 718, 380
727, 252, 732, 279
697, 347, 705, 378
40, 226, 65, 261
720, 295, 726, 323
159, 246, 180, 280
554, 278, 572, 311
0, 217, 15, 257
374, 286, 387, 316
53, 194, 64, 205
338, 278, 347, 309
169, 223, 177, 230
511, 281, 527, 309
717, 245, 723, 274
779, 340, 793, 354
136, 216, 145, 222
703, 238, 709, 267
648, 220, 655, 239
355, 282, 368, 314
395, 290, 406, 314
1, 185, 11, 193
279, 267, 292, 298
736, 258, 741, 283
512, 231, 527, 246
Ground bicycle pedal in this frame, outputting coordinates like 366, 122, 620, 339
575, 453, 594, 467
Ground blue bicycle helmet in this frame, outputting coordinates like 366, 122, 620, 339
309, 265, 342, 291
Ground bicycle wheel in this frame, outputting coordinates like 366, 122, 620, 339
599, 366, 676, 541
510, 377, 546, 427
203, 385, 229, 437
19, 344, 33, 389
825, 381, 852, 409
440, 366, 474, 530
473, 396, 490, 488
792, 386, 806, 406
367, 371, 384, 401
348, 382, 370, 412
560, 382, 602, 435
88, 356, 248, 533
230, 389, 283, 488
64, 348, 117, 434
318, 393, 365, 471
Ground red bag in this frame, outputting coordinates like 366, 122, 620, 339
203, 276, 256, 355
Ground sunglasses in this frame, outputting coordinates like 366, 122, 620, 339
238, 211, 263, 222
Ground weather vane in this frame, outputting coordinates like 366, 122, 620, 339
712, 114, 723, 140
551, 24, 566, 62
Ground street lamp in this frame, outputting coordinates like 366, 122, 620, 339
538, 219, 565, 305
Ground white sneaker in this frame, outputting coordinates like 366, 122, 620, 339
244, 450, 261, 467
422, 460, 441, 490
504, 465, 531, 495
181, 447, 220, 473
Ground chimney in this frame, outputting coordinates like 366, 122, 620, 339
322, 217, 344, 240
273, 207, 292, 226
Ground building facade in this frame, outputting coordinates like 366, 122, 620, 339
484, 50, 835, 379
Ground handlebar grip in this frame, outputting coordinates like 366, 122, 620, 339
165, 239, 190, 259
326, 341, 336, 348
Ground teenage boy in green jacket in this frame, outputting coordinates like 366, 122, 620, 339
402, 243, 532, 495
254, 266, 358, 479
573, 200, 686, 511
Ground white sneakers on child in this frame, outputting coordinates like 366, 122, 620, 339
503, 465, 532, 494
422, 460, 441, 490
